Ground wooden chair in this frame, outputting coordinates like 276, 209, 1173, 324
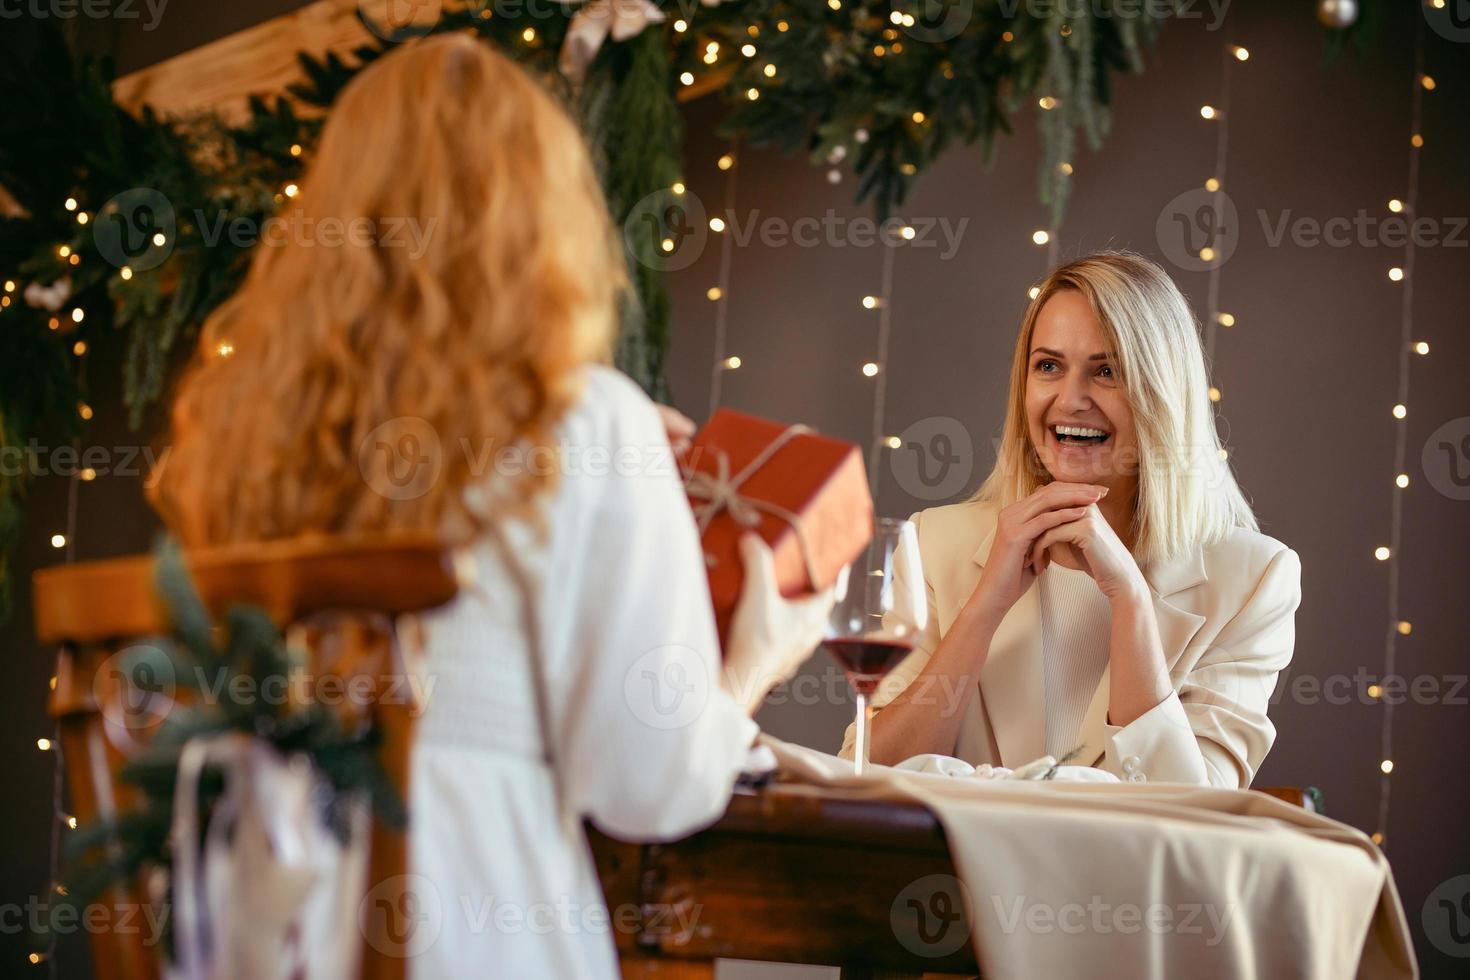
32, 535, 464, 980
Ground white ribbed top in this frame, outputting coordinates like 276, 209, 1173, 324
1038, 562, 1113, 759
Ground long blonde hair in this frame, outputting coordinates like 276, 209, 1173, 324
974, 251, 1256, 565
151, 34, 624, 546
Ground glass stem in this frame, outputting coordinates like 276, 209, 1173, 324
854, 690, 873, 776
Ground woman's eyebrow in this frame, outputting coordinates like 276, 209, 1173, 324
1031, 346, 1110, 361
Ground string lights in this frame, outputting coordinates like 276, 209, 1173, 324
705, 139, 741, 419
1371, 11, 1432, 850
1201, 40, 1248, 413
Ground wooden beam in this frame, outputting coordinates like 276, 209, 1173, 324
111, 0, 722, 125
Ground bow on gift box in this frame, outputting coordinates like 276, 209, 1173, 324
682, 423, 821, 588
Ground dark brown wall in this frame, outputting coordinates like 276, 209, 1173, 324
4, 1, 1466, 976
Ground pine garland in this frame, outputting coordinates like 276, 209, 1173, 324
0, 1, 1190, 610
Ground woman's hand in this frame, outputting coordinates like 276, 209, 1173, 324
722, 534, 835, 714
655, 403, 696, 454
967, 482, 1109, 621
1026, 502, 1148, 603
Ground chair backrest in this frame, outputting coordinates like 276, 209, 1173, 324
33, 535, 464, 980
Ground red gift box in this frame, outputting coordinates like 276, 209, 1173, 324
680, 409, 874, 647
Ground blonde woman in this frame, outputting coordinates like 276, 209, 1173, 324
152, 36, 827, 977
851, 252, 1301, 788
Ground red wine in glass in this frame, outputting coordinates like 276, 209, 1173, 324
825, 517, 927, 775
821, 637, 916, 696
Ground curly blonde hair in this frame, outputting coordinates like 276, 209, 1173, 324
151, 34, 624, 546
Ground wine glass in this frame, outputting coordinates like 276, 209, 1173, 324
822, 517, 927, 775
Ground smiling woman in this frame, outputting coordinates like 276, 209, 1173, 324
849, 251, 1303, 790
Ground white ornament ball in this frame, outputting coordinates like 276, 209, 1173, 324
1316, 0, 1358, 29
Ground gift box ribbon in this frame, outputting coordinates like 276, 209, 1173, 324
683, 423, 822, 588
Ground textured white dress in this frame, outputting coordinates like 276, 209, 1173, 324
405, 366, 758, 978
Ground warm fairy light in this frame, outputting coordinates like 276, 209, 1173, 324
861, 362, 880, 377
1388, 267, 1404, 282
284, 183, 299, 198
58, 245, 71, 258
49, 676, 57, 690
741, 43, 756, 57
216, 342, 235, 358
746, 88, 760, 101
1058, 162, 1073, 175
1413, 341, 1429, 355
885, 435, 902, 449
50, 534, 66, 549
890, 9, 903, 23
1200, 105, 1217, 120
899, 162, 916, 175
1392, 404, 1407, 419
1217, 448, 1229, 461
777, 19, 789, 31
1205, 177, 1221, 192
1395, 474, 1409, 489
1367, 684, 1383, 699
37, 738, 52, 751
290, 143, 303, 157
900, 225, 915, 240
69, 254, 80, 266
71, 308, 84, 323
1388, 199, 1404, 213
827, 0, 841, 9
873, 45, 886, 57
717, 154, 734, 171
763, 64, 777, 78
1032, 230, 1050, 246
1200, 246, 1217, 262
72, 341, 87, 356
672, 181, 686, 195
1375, 546, 1391, 561
66, 816, 78, 829
1028, 286, 1041, 300
1370, 831, 1384, 845
723, 355, 742, 369
673, 18, 687, 32
48, 318, 59, 330
80, 468, 96, 481
862, 295, 879, 309
28, 953, 43, 965
1398, 621, 1412, 635
1217, 312, 1235, 327
77, 212, 89, 225
703, 50, 718, 64
1420, 75, 1435, 91
152, 232, 166, 247
1232, 45, 1250, 61
1002, 30, 1014, 41
1038, 96, 1057, 110
1411, 134, 1424, 148
709, 217, 726, 232
521, 26, 536, 42
1380, 759, 1394, 774
707, 286, 722, 301
3, 280, 13, 292
78, 403, 93, 420
680, 71, 695, 86
747, 24, 759, 37
660, 238, 675, 253
1208, 386, 1222, 403
912, 111, 926, 124
120, 266, 133, 281
64, 197, 77, 211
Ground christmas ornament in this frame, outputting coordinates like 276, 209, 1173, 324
1316, 0, 1358, 29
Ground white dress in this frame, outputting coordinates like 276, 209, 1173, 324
405, 366, 758, 978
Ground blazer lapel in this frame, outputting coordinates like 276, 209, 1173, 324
972, 526, 1047, 767
1069, 550, 1209, 767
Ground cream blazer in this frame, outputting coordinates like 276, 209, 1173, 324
845, 498, 1302, 788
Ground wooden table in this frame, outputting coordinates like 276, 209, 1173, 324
589, 779, 979, 979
